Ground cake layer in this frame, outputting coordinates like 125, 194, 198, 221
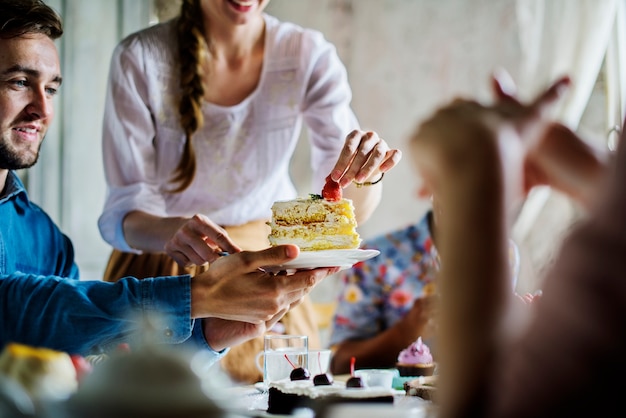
268, 196, 361, 251
268, 226, 360, 250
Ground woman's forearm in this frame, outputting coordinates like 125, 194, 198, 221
533, 124, 611, 209
343, 173, 384, 225
436, 163, 511, 417
122, 211, 188, 252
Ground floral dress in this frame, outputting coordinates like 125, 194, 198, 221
329, 212, 438, 347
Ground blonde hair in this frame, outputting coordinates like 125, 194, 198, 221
172, 0, 209, 192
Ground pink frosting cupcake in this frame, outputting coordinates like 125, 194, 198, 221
396, 337, 435, 377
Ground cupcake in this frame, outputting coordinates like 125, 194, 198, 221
396, 337, 435, 377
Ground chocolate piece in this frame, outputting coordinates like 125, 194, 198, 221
346, 376, 364, 388
313, 373, 333, 386
289, 367, 311, 381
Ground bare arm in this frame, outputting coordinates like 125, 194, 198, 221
122, 211, 187, 253
491, 76, 610, 209
122, 210, 241, 266
409, 74, 591, 417
524, 123, 610, 209
412, 116, 510, 415
342, 179, 383, 225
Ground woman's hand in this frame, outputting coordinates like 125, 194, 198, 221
327, 130, 402, 224
492, 72, 609, 208
411, 73, 572, 213
164, 213, 242, 266
330, 129, 402, 188
515, 290, 542, 305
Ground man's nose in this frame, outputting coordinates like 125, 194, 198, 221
26, 88, 53, 119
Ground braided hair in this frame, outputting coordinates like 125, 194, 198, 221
171, 0, 209, 192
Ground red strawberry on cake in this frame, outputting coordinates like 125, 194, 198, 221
322, 175, 342, 202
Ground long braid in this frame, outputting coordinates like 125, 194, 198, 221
171, 0, 208, 192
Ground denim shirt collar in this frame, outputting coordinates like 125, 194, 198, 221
0, 171, 27, 204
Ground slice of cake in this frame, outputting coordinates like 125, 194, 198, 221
267, 194, 361, 251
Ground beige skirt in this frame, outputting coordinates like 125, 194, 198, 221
103, 219, 320, 384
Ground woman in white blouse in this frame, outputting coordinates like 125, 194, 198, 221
98, 0, 400, 383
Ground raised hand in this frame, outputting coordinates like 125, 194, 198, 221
492, 71, 609, 207
411, 73, 573, 216
330, 129, 402, 188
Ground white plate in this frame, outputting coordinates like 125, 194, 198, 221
231, 409, 313, 418
262, 249, 380, 273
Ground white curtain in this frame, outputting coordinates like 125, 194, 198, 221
514, 0, 617, 122
605, 0, 626, 150
512, 0, 619, 292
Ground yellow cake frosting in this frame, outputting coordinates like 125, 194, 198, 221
0, 343, 77, 401
267, 195, 361, 251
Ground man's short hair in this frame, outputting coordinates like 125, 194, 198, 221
0, 0, 63, 40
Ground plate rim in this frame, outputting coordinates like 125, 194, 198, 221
262, 248, 380, 271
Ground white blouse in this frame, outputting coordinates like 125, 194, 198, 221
98, 14, 360, 252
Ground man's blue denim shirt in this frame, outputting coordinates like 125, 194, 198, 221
0, 171, 224, 362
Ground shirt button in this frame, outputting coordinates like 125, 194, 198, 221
164, 328, 173, 338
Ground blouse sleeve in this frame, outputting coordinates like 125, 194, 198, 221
98, 39, 169, 253
300, 31, 360, 193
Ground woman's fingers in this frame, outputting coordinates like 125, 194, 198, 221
191, 214, 241, 255
330, 129, 364, 182
379, 148, 402, 173
492, 68, 519, 102
492, 68, 570, 108
491, 71, 570, 120
164, 214, 243, 266
529, 76, 571, 116
330, 129, 401, 187
335, 130, 383, 186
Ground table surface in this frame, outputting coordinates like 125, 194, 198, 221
217, 375, 437, 418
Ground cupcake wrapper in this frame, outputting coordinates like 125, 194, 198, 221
396, 364, 435, 377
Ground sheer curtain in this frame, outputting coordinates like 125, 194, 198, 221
605, 0, 626, 150
512, 0, 620, 293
